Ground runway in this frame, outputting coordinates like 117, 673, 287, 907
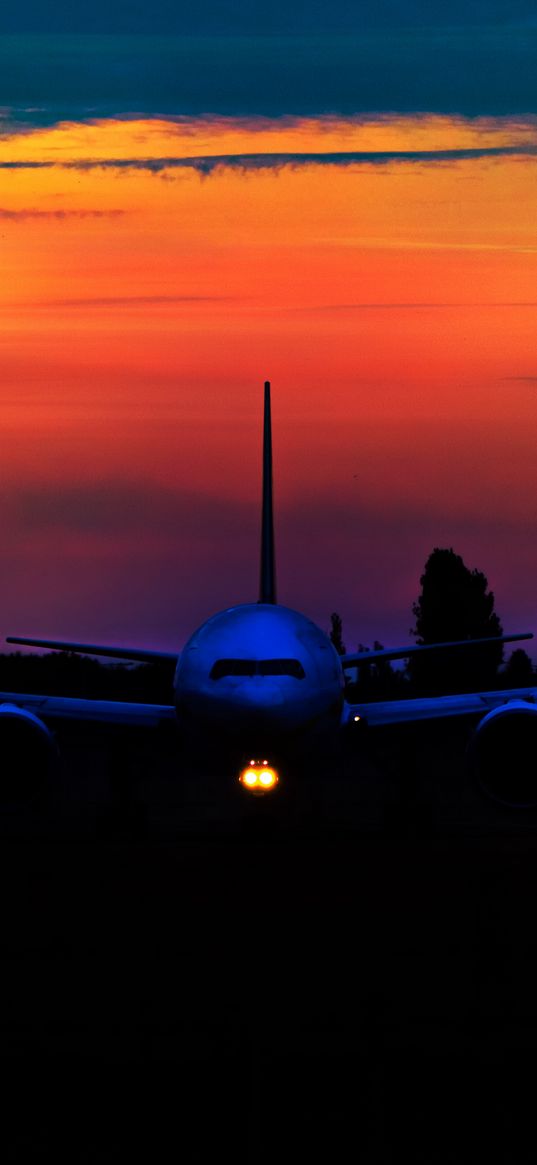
1, 781, 537, 1162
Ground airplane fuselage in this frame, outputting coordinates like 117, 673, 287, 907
174, 603, 345, 754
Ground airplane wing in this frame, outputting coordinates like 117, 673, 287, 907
0, 691, 177, 728
340, 632, 532, 668
344, 686, 537, 728
6, 637, 177, 664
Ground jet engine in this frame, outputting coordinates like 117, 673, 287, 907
468, 700, 537, 807
0, 703, 57, 807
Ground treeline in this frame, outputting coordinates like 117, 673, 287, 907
0, 651, 175, 704
332, 547, 536, 701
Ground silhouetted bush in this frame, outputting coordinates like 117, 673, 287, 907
345, 642, 409, 703
497, 647, 535, 689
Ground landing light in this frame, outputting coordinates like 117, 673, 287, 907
239, 762, 279, 795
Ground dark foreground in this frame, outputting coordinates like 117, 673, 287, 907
3, 724, 537, 1163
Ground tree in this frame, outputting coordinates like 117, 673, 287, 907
329, 612, 346, 656
500, 648, 534, 689
345, 641, 408, 702
409, 547, 504, 694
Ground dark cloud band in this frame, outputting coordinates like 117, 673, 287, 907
0, 207, 125, 219
1, 146, 536, 175
0, 29, 537, 128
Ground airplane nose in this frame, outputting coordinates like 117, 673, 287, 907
236, 680, 285, 707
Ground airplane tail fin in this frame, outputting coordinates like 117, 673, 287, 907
259, 381, 277, 604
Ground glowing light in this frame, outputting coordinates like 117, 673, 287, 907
354, 716, 361, 722
239, 761, 280, 794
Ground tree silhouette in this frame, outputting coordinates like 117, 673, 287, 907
329, 612, 346, 656
0, 651, 175, 703
345, 641, 408, 702
409, 547, 504, 694
500, 647, 534, 689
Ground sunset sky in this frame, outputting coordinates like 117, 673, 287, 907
1, 2, 537, 655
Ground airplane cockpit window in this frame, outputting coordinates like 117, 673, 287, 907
210, 659, 305, 680
210, 660, 257, 679
258, 659, 305, 678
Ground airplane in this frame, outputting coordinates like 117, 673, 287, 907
3, 381, 537, 810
